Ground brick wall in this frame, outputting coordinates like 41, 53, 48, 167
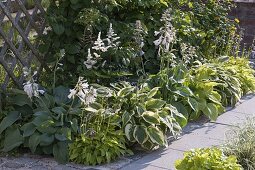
231, 0, 255, 46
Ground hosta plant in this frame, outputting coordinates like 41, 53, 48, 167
146, 64, 224, 121
175, 148, 242, 170
0, 86, 81, 163
110, 82, 187, 150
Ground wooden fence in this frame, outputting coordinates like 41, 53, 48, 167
0, 0, 46, 90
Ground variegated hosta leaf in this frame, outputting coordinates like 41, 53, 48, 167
142, 111, 160, 124
147, 126, 166, 146
146, 99, 166, 110
133, 125, 148, 144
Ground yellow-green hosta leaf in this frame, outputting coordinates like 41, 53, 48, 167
147, 87, 160, 98
142, 111, 160, 124
203, 103, 219, 121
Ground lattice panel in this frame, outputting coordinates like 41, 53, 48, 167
0, 0, 46, 90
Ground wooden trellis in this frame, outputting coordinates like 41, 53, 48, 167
0, 0, 46, 90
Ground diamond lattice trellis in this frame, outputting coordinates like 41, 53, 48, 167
0, 0, 46, 91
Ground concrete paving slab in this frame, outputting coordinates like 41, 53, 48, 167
230, 94, 255, 114
212, 110, 252, 125
121, 148, 183, 170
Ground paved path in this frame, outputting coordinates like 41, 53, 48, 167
0, 95, 254, 170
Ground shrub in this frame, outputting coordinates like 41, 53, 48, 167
175, 148, 242, 170
39, 0, 238, 86
224, 118, 255, 170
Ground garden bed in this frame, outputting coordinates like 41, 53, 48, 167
1, 0, 255, 169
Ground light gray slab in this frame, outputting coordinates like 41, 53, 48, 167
121, 148, 183, 170
230, 94, 255, 114
212, 110, 252, 126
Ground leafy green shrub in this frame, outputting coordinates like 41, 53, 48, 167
146, 63, 224, 121
108, 82, 187, 150
224, 118, 255, 170
69, 122, 131, 165
39, 0, 238, 86
0, 86, 80, 163
175, 148, 242, 170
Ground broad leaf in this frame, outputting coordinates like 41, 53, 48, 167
147, 126, 165, 146
147, 87, 159, 98
53, 141, 69, 163
203, 103, 219, 121
142, 111, 160, 124
117, 87, 135, 97
124, 124, 133, 141
133, 125, 148, 144
21, 123, 36, 137
0, 111, 20, 134
53, 86, 71, 104
122, 111, 132, 126
146, 99, 166, 110
187, 97, 198, 112
29, 132, 41, 153
40, 134, 54, 146
3, 126, 24, 152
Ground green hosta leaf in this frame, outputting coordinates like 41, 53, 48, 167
147, 87, 159, 98
122, 111, 132, 126
173, 87, 194, 97
147, 126, 166, 146
203, 103, 219, 121
3, 126, 24, 152
142, 111, 160, 124
125, 124, 133, 141
52, 107, 66, 115
53, 86, 71, 105
52, 23, 65, 35
32, 114, 52, 127
198, 99, 207, 111
40, 133, 54, 146
208, 91, 221, 104
117, 87, 135, 97
187, 97, 198, 112
10, 94, 32, 107
133, 125, 148, 144
53, 141, 69, 163
21, 123, 36, 137
29, 132, 41, 153
0, 111, 20, 134
146, 99, 166, 110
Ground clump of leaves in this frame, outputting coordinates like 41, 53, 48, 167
69, 123, 131, 165
175, 148, 242, 170
0, 86, 81, 163
224, 118, 255, 170
110, 82, 187, 150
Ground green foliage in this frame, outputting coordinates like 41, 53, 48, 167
110, 82, 187, 149
172, 0, 238, 57
175, 148, 242, 170
69, 123, 131, 165
69, 87, 132, 165
39, 0, 238, 86
0, 87, 81, 163
224, 118, 255, 170
146, 63, 224, 121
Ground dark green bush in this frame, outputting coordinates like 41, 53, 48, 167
39, 0, 238, 86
